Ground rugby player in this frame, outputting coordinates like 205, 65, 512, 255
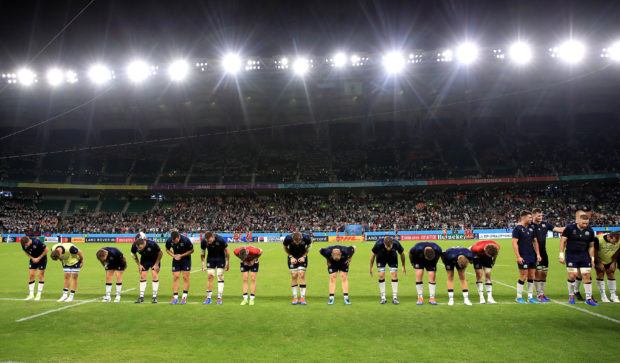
442, 246, 474, 306
20, 236, 48, 301
131, 234, 163, 303
234, 245, 263, 305
369, 236, 406, 304
166, 231, 194, 305
409, 241, 442, 305
283, 232, 312, 305
50, 242, 84, 302
512, 210, 542, 304
201, 232, 230, 305
594, 231, 620, 302
96, 247, 127, 302
531, 208, 565, 302
320, 245, 356, 305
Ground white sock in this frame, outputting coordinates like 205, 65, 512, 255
568, 280, 575, 295
416, 282, 424, 297
584, 282, 592, 300
541, 280, 546, 295
218, 281, 224, 299
300, 284, 306, 298
379, 280, 386, 299
250, 294, 255, 301
485, 283, 493, 298
535, 281, 542, 296
152, 280, 159, 297
597, 279, 606, 297
292, 284, 298, 298
62, 288, 68, 297
463, 290, 469, 299
429, 283, 436, 298
28, 281, 35, 295
575, 278, 583, 292
105, 283, 112, 298
516, 280, 524, 298
448, 289, 454, 299
207, 290, 213, 299
243, 293, 248, 300
476, 281, 483, 297
116, 283, 122, 297
139, 280, 147, 298
37, 282, 44, 294
608, 279, 617, 296
69, 290, 75, 298
527, 280, 534, 299
181, 291, 188, 300
391, 280, 398, 299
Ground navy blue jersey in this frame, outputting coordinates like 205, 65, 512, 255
320, 245, 355, 263
410, 242, 442, 263
530, 222, 555, 250
130, 239, 161, 261
200, 234, 228, 259
372, 238, 404, 258
283, 233, 312, 258
443, 247, 474, 264
22, 239, 47, 258
102, 247, 124, 263
166, 235, 194, 260
512, 225, 537, 257
562, 223, 596, 254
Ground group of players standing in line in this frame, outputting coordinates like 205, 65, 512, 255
18, 208, 620, 306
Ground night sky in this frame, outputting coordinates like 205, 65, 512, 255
0, 0, 619, 68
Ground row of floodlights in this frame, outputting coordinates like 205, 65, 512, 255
2, 40, 620, 87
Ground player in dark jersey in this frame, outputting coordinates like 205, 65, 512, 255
283, 232, 312, 305
442, 247, 474, 306
131, 234, 163, 303
559, 211, 598, 306
200, 231, 230, 305
20, 236, 48, 301
409, 241, 442, 305
320, 245, 356, 305
166, 231, 194, 304
531, 208, 565, 302
512, 210, 542, 304
96, 247, 127, 302
369, 237, 406, 304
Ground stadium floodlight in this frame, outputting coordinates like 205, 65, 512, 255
17, 68, 36, 86
88, 64, 112, 84
126, 60, 150, 83
333, 52, 347, 68
456, 43, 479, 64
222, 53, 242, 74
382, 51, 405, 74
555, 40, 585, 63
293, 57, 310, 75
46, 68, 64, 86
65, 70, 78, 84
168, 59, 189, 81
508, 42, 532, 64
606, 41, 620, 61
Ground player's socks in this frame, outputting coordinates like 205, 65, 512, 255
182, 290, 188, 300
105, 283, 112, 298
250, 294, 255, 304
534, 280, 541, 296
292, 284, 298, 299
608, 278, 617, 298
391, 279, 398, 299
328, 293, 334, 305
575, 277, 583, 292
300, 284, 306, 298
527, 279, 534, 299
58, 288, 69, 302
462, 289, 469, 300
116, 283, 122, 297
243, 293, 248, 301
567, 279, 575, 295
378, 279, 386, 299
485, 282, 493, 299
139, 280, 147, 298
207, 290, 213, 299
416, 282, 423, 298
152, 280, 159, 298
516, 280, 524, 299
584, 282, 593, 300
448, 289, 454, 300
67, 290, 75, 302
37, 281, 44, 295
344, 293, 351, 305
596, 278, 607, 300
218, 280, 224, 299
476, 281, 484, 298
429, 282, 436, 299
28, 280, 35, 296
540, 279, 547, 297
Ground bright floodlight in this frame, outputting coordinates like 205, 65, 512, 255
293, 58, 310, 75
168, 59, 189, 81
222, 53, 242, 74
456, 43, 479, 64
382, 52, 405, 74
607, 41, 620, 61
509, 42, 532, 64
46, 68, 64, 86
88, 64, 112, 84
333, 52, 346, 67
17, 68, 36, 86
556, 40, 585, 63
126, 60, 150, 83
65, 70, 78, 84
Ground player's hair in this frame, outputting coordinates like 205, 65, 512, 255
331, 248, 342, 260
457, 255, 469, 269
292, 232, 302, 243
171, 231, 181, 240
96, 249, 107, 262
578, 214, 589, 221
203, 231, 213, 240
238, 248, 249, 260
609, 231, 620, 240
384, 236, 394, 247
50, 248, 62, 260
20, 236, 30, 247
484, 244, 499, 258
423, 247, 436, 261
532, 208, 542, 215
135, 238, 146, 246
520, 210, 531, 218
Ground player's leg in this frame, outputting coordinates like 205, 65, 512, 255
446, 269, 455, 305
114, 269, 124, 302
35, 268, 45, 300
526, 268, 538, 303
474, 267, 485, 303
516, 265, 528, 303
151, 265, 160, 302
298, 268, 307, 304
171, 271, 181, 303
340, 271, 351, 304
389, 262, 399, 304
25, 268, 36, 300
415, 268, 425, 304
138, 267, 148, 302
328, 271, 337, 304
595, 266, 608, 302
241, 271, 249, 305
377, 262, 387, 303
249, 271, 257, 304
216, 266, 225, 303
567, 269, 578, 303
103, 269, 114, 301
606, 267, 618, 302
68, 271, 79, 302
581, 267, 596, 305
205, 267, 215, 304
58, 271, 71, 302
457, 268, 471, 305
574, 270, 584, 301
536, 264, 549, 301
483, 267, 496, 303
181, 270, 190, 303
290, 269, 299, 304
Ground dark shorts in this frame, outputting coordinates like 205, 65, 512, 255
105, 260, 127, 271
240, 262, 259, 273
538, 251, 549, 268
140, 260, 160, 272
288, 256, 308, 270
207, 258, 226, 269
411, 256, 437, 272
598, 262, 614, 271
518, 256, 537, 270
29, 256, 47, 270
376, 254, 398, 269
444, 262, 467, 271
172, 258, 192, 272
473, 255, 493, 270
566, 253, 592, 269
328, 262, 349, 274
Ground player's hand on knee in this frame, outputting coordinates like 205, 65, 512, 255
225, 263, 229, 271
201, 262, 206, 272
558, 258, 565, 264
517, 257, 524, 264
369, 268, 373, 277
402, 267, 406, 275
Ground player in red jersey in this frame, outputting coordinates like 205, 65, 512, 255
233, 246, 263, 306
470, 240, 500, 304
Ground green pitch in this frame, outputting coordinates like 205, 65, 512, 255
1, 239, 618, 362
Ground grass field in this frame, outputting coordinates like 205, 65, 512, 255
1, 238, 619, 362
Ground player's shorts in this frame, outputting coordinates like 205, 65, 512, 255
328, 262, 349, 274
29, 255, 47, 270
518, 256, 537, 270
473, 255, 493, 270
62, 262, 81, 274
376, 254, 398, 269
444, 261, 467, 271
411, 256, 437, 272
105, 260, 127, 271
288, 256, 308, 271
140, 260, 160, 272
172, 258, 192, 272
566, 254, 592, 269
597, 262, 614, 271
538, 251, 549, 268
206, 258, 226, 269
240, 262, 259, 273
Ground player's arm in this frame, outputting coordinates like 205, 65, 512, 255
369, 252, 375, 276
224, 247, 230, 270
588, 241, 595, 267
400, 251, 407, 275
201, 246, 207, 271
166, 245, 175, 258
552, 227, 565, 233
283, 244, 296, 264
77, 249, 85, 267
180, 247, 194, 258
131, 250, 141, 266
533, 237, 541, 262
36, 246, 48, 262
511, 237, 523, 264
346, 246, 356, 264
408, 250, 414, 265
593, 238, 604, 271
153, 250, 163, 272
558, 236, 567, 264
301, 242, 311, 258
